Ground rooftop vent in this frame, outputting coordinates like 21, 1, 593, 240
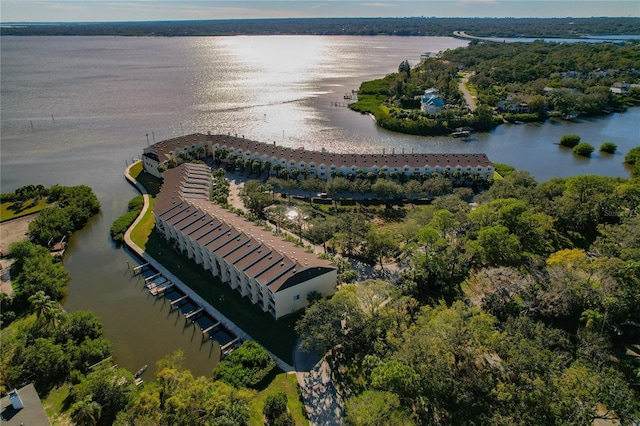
9, 389, 24, 410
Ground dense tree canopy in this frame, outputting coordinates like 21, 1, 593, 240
28, 184, 100, 246
296, 169, 640, 425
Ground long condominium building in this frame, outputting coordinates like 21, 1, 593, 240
143, 132, 493, 180
154, 162, 337, 319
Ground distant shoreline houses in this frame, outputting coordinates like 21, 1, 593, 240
154, 163, 337, 319
142, 133, 494, 181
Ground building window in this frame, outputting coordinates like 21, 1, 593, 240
293, 295, 300, 301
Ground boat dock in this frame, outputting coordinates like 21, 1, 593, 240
221, 337, 242, 357
132, 263, 150, 275
132, 262, 240, 358
123, 160, 294, 373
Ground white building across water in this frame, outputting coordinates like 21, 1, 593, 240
154, 163, 337, 319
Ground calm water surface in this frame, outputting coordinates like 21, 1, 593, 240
1, 35, 638, 377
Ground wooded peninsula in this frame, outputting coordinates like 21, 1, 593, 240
349, 39, 640, 136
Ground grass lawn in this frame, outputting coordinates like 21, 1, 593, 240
249, 372, 309, 426
130, 196, 156, 250
42, 383, 73, 426
0, 198, 48, 222
132, 166, 162, 197
128, 166, 161, 250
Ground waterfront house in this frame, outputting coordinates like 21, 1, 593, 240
497, 96, 531, 114
154, 163, 337, 319
142, 133, 494, 181
610, 82, 640, 95
420, 87, 445, 115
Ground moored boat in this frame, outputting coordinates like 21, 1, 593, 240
451, 130, 470, 138
135, 364, 148, 378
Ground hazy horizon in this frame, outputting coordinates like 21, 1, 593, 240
1, 0, 638, 23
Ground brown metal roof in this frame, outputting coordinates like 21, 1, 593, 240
147, 133, 493, 172
154, 163, 336, 293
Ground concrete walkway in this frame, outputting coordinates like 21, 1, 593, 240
293, 342, 345, 426
123, 161, 294, 372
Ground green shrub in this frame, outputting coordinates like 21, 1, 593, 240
109, 211, 140, 245
599, 142, 617, 154
492, 163, 516, 178
110, 196, 144, 245
573, 142, 595, 157
263, 392, 288, 423
127, 195, 144, 211
560, 134, 581, 148
504, 113, 540, 123
213, 341, 276, 388
272, 412, 294, 426
625, 146, 640, 165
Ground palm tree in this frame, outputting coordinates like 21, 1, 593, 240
453, 170, 462, 185
300, 167, 310, 180
269, 205, 287, 235
460, 171, 470, 186
252, 159, 262, 175
28, 291, 62, 328
71, 397, 102, 426
28, 291, 55, 319
262, 160, 272, 177
195, 146, 206, 160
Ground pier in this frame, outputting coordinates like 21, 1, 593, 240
150, 282, 174, 295
202, 321, 221, 337
185, 307, 204, 321
220, 337, 240, 354
132, 263, 150, 275
170, 294, 188, 307
144, 272, 162, 282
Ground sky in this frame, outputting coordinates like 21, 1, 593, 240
1, 0, 639, 23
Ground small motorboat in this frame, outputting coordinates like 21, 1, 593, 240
135, 365, 148, 378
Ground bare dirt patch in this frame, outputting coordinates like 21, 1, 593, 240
0, 213, 36, 255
